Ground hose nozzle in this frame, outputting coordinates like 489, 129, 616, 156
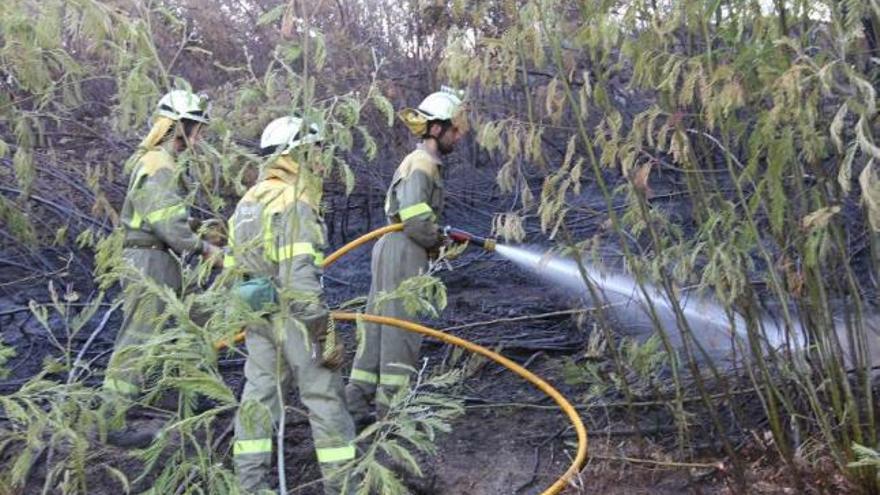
443, 226, 496, 252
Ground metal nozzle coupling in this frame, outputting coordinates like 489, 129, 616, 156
443, 226, 496, 252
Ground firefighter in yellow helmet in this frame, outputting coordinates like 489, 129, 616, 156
345, 87, 468, 426
226, 116, 355, 494
102, 89, 223, 447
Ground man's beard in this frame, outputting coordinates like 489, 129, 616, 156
437, 139, 455, 155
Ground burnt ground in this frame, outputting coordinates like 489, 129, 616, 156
2, 241, 846, 495
0, 140, 865, 494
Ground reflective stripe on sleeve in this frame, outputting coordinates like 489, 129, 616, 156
398, 202, 434, 221
144, 203, 187, 224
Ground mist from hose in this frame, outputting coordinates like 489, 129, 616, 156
494, 244, 796, 364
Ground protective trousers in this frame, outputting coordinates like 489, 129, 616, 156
233, 313, 356, 494
345, 232, 428, 419
103, 247, 181, 398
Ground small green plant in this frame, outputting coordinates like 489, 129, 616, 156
0, 337, 16, 380
0, 291, 118, 492
849, 443, 880, 484
349, 365, 466, 495
563, 333, 671, 401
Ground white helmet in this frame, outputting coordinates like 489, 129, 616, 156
413, 86, 465, 121
156, 89, 210, 123
260, 116, 324, 154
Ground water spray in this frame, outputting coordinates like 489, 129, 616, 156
437, 227, 786, 363
491, 244, 805, 364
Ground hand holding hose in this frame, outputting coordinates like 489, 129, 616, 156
298, 303, 345, 370
201, 241, 225, 268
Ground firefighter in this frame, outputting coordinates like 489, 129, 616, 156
345, 87, 468, 426
103, 89, 222, 447
226, 116, 355, 494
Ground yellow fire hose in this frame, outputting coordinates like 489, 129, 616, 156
217, 224, 588, 494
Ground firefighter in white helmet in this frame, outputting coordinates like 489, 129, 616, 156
103, 88, 224, 447
225, 116, 356, 493
345, 87, 468, 426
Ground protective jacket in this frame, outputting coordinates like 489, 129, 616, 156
345, 144, 444, 419
228, 158, 355, 494
104, 146, 202, 398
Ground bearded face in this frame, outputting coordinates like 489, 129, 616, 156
428, 122, 466, 155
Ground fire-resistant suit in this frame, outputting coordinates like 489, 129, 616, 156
226, 158, 355, 494
103, 145, 204, 398
345, 143, 445, 420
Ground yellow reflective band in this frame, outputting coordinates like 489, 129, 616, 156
398, 202, 434, 221
379, 373, 410, 387
315, 445, 356, 464
144, 203, 187, 224
260, 211, 323, 265
273, 242, 320, 262
350, 368, 379, 385
130, 211, 144, 229
227, 219, 236, 246
233, 438, 272, 455
103, 378, 138, 396
223, 254, 236, 268
262, 212, 275, 259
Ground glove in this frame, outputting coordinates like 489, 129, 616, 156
191, 218, 227, 246
403, 218, 444, 250
297, 303, 345, 370
201, 241, 225, 268
317, 319, 345, 370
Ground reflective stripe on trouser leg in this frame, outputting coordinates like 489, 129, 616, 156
344, 259, 383, 419
378, 323, 424, 401
104, 248, 180, 400
234, 323, 291, 493
282, 310, 356, 495
233, 435, 273, 490
316, 443, 357, 495
234, 438, 272, 455
316, 444, 356, 464
379, 373, 410, 387
376, 370, 413, 416
349, 368, 378, 385
376, 317, 424, 416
